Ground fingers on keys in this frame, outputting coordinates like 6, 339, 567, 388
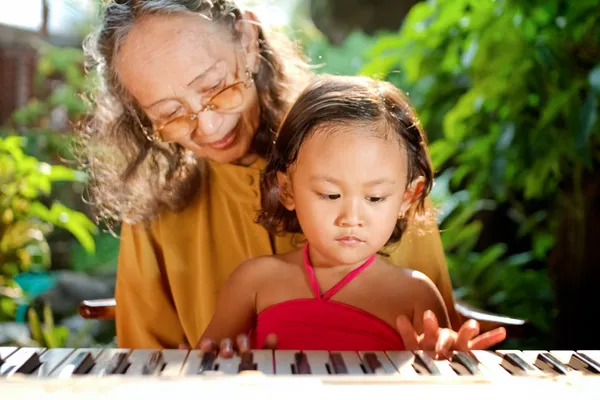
470, 327, 507, 350
395, 315, 420, 349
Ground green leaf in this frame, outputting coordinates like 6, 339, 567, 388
534, 233, 555, 259
467, 243, 507, 286
428, 139, 458, 170
28, 307, 43, 344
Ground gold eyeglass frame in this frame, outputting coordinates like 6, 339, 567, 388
144, 66, 255, 143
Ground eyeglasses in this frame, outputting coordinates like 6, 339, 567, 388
153, 70, 254, 143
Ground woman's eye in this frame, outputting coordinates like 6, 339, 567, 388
160, 107, 184, 120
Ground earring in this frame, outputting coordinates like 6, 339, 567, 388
244, 67, 255, 88
142, 127, 158, 142
398, 211, 406, 219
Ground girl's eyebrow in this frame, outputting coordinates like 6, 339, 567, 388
310, 175, 396, 186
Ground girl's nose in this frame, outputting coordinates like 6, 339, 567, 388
337, 199, 364, 227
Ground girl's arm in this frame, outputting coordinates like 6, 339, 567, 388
197, 258, 263, 347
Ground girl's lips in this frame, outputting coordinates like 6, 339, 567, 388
336, 236, 364, 246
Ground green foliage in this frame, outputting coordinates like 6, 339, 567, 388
356, 0, 600, 343
363, 0, 599, 200
0, 135, 97, 321
296, 0, 600, 346
27, 303, 69, 348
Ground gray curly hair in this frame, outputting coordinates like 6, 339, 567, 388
75, 0, 311, 229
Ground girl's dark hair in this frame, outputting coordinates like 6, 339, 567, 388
257, 74, 434, 247
75, 0, 311, 229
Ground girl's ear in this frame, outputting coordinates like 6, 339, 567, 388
277, 171, 296, 211
236, 11, 261, 73
398, 176, 426, 218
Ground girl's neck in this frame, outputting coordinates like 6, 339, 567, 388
304, 243, 376, 272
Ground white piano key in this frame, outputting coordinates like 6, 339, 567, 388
181, 350, 203, 375
337, 351, 365, 375
213, 353, 241, 375
385, 351, 419, 376
252, 349, 274, 375
552, 351, 589, 375
579, 350, 600, 364
0, 347, 44, 376
358, 351, 399, 375
416, 351, 457, 377
303, 350, 330, 375
35, 348, 75, 376
496, 349, 545, 376
160, 349, 190, 377
528, 351, 575, 375
274, 350, 297, 375
470, 350, 511, 376
87, 348, 131, 376
125, 349, 159, 376
0, 346, 18, 361
49, 347, 103, 377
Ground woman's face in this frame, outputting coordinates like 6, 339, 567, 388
115, 12, 261, 165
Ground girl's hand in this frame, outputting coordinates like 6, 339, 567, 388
193, 333, 279, 358
396, 310, 507, 359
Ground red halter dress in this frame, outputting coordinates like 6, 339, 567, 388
251, 244, 405, 351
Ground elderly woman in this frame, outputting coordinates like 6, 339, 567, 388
79, 0, 504, 352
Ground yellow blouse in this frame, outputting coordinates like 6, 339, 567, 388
115, 157, 460, 349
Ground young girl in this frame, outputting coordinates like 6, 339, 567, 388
198, 74, 450, 352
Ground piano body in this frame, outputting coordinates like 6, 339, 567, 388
1, 347, 600, 398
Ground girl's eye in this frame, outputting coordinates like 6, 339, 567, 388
366, 196, 387, 203
318, 193, 340, 200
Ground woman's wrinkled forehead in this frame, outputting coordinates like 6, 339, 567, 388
115, 12, 237, 105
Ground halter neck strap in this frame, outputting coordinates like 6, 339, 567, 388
302, 243, 376, 301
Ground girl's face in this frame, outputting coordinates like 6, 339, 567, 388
115, 12, 261, 165
280, 125, 420, 269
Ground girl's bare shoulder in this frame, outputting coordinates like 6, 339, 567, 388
232, 249, 304, 282
373, 258, 438, 297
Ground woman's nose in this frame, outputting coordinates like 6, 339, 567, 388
197, 110, 224, 136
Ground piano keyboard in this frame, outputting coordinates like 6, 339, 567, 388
1, 347, 600, 397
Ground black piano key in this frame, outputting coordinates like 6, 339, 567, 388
414, 351, 441, 375
452, 352, 483, 376
570, 352, 600, 374
363, 352, 384, 374
501, 352, 537, 374
98, 352, 130, 375
57, 351, 95, 377
142, 351, 165, 375
329, 352, 348, 374
198, 351, 216, 373
14, 352, 42, 375
238, 352, 257, 372
294, 352, 311, 375
535, 352, 570, 375
0, 348, 42, 376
